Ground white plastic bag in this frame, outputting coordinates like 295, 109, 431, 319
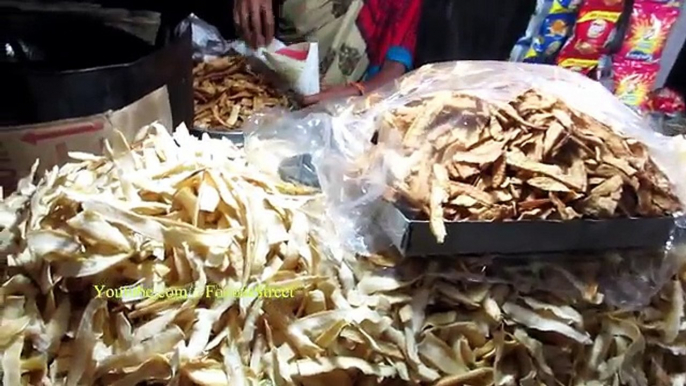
231, 39, 320, 96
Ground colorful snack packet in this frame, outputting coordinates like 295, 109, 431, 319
510, 0, 554, 61
613, 59, 660, 109
617, 1, 680, 62
523, 12, 579, 63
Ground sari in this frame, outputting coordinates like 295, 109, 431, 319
280, 0, 421, 85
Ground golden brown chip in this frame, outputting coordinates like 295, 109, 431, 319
526, 177, 571, 193
452, 140, 506, 165
505, 152, 583, 191
449, 182, 495, 206
193, 56, 290, 131
430, 165, 451, 243
384, 89, 680, 237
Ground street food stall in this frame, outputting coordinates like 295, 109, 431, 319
2, 2, 686, 386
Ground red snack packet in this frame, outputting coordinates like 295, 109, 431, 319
617, 1, 680, 62
557, 8, 621, 61
584, 0, 625, 11
556, 0, 624, 70
647, 87, 686, 114
612, 59, 659, 109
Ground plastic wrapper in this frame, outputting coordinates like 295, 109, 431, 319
510, 0, 556, 62
522, 2, 581, 63
617, 1, 680, 63
231, 39, 321, 96
189, 14, 231, 61
245, 60, 686, 308
511, 0, 587, 62
557, 3, 623, 58
556, 0, 624, 76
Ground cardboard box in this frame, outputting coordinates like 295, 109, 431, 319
0, 86, 172, 193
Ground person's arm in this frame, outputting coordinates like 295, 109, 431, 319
301, 0, 421, 106
301, 61, 406, 105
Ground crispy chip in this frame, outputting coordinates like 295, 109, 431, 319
193, 56, 290, 131
3, 90, 686, 386
382, 89, 680, 238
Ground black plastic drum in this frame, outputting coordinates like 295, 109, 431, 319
0, 8, 193, 128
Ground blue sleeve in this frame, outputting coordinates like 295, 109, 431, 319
386, 46, 413, 71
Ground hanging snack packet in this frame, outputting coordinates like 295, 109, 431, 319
617, 1, 680, 62
510, 0, 554, 61
558, 7, 622, 58
523, 11, 579, 63
613, 59, 660, 109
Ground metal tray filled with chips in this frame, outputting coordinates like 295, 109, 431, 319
190, 55, 296, 144
373, 89, 683, 257
378, 201, 676, 257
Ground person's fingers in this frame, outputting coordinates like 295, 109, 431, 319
238, 0, 252, 44
262, 0, 275, 46
250, 0, 264, 48
233, 0, 241, 28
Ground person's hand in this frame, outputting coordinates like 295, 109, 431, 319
234, 0, 275, 49
301, 85, 360, 107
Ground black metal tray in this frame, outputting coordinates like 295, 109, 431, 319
378, 202, 676, 257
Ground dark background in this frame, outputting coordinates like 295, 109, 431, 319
3, 0, 685, 98
415, 0, 537, 65
97, 0, 535, 64
667, 43, 686, 98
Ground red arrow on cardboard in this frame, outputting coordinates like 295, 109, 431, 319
20, 122, 104, 145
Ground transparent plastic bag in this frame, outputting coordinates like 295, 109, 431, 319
245, 61, 686, 306
189, 14, 231, 61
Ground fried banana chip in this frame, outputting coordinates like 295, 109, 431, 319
193, 56, 290, 131
382, 89, 680, 240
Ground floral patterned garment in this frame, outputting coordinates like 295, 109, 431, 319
281, 0, 421, 85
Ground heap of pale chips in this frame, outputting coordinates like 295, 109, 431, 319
3, 124, 686, 386
379, 89, 682, 242
194, 56, 289, 131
